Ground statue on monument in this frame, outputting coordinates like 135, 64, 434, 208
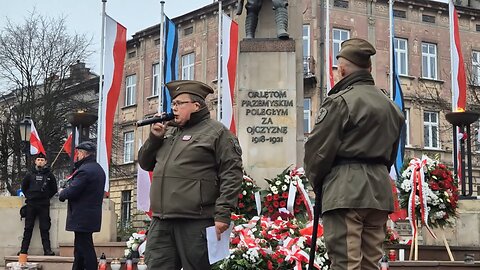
236, 0, 289, 40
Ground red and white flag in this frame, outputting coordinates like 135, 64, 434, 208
62, 129, 79, 158
30, 121, 46, 156
220, 13, 238, 134
136, 142, 153, 217
449, 0, 467, 180
97, 15, 127, 192
450, 1, 467, 111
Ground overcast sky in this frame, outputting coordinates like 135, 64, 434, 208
0, 0, 214, 73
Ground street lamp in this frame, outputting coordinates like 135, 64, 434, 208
19, 117, 32, 167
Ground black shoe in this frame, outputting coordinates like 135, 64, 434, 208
17, 251, 27, 256
44, 250, 55, 256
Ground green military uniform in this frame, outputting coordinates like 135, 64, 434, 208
138, 80, 243, 270
304, 39, 405, 270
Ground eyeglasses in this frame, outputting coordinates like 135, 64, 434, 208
171, 100, 196, 107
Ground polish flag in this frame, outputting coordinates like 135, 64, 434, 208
62, 129, 79, 158
97, 15, 127, 192
449, 0, 467, 180
220, 14, 238, 134
136, 160, 153, 218
450, 1, 467, 111
30, 121, 46, 156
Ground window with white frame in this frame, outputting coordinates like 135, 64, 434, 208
152, 63, 160, 96
303, 25, 311, 57
472, 51, 480, 86
123, 131, 134, 163
424, 111, 439, 149
181, 53, 195, 80
332, 28, 350, 66
405, 108, 410, 146
304, 98, 312, 133
120, 190, 132, 228
394, 38, 408, 76
422, 42, 437, 79
125, 75, 136, 106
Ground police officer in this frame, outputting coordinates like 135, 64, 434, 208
138, 80, 243, 270
304, 38, 405, 270
19, 153, 57, 256
59, 141, 106, 270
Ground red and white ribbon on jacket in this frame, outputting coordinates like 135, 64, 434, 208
407, 157, 437, 239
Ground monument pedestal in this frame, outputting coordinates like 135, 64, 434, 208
237, 39, 303, 186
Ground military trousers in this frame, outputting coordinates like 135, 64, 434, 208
145, 217, 214, 270
322, 208, 388, 270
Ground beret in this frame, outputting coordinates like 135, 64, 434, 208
337, 38, 376, 68
166, 80, 214, 100
76, 141, 96, 153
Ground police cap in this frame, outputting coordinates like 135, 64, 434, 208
166, 80, 214, 100
35, 153, 47, 160
336, 38, 376, 68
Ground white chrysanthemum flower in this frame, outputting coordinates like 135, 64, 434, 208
439, 203, 446, 209
275, 180, 281, 186
271, 186, 278, 194
401, 179, 412, 192
434, 211, 446, 219
242, 190, 247, 195
281, 185, 288, 191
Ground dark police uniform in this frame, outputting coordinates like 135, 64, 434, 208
138, 80, 243, 270
20, 155, 57, 255
304, 38, 405, 270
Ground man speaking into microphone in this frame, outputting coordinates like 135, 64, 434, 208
138, 79, 243, 270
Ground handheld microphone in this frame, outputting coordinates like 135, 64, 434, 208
135, 112, 175, 127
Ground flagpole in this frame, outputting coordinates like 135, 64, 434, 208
97, 0, 107, 158
217, 0, 223, 121
389, 0, 394, 100
159, 1, 166, 113
50, 146, 65, 168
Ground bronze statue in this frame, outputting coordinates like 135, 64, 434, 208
236, 0, 289, 40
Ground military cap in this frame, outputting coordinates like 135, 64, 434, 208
76, 141, 96, 153
166, 80, 214, 100
336, 38, 376, 68
35, 153, 47, 160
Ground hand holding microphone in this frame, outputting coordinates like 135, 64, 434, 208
135, 112, 174, 127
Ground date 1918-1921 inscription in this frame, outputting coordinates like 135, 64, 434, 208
241, 90, 293, 144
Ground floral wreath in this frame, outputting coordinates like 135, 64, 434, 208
396, 155, 459, 230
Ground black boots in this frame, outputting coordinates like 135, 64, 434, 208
44, 249, 55, 256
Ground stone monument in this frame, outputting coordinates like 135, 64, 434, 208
236, 0, 304, 186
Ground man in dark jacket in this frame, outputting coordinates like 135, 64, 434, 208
59, 141, 106, 270
19, 153, 58, 255
138, 80, 243, 270
304, 38, 405, 270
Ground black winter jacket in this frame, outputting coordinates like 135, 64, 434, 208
22, 166, 58, 206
